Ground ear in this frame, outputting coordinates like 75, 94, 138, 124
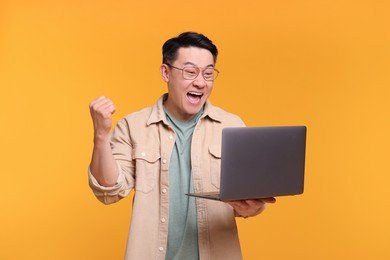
160, 64, 169, 82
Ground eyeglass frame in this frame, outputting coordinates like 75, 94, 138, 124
165, 63, 220, 81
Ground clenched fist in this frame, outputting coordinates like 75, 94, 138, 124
89, 96, 116, 141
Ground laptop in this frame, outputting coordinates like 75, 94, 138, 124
186, 126, 307, 201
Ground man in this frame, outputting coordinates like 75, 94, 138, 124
88, 32, 275, 260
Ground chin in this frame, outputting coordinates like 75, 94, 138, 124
187, 104, 203, 114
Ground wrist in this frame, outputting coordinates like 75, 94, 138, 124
93, 133, 111, 145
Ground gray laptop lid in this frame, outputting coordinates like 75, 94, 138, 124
219, 126, 306, 201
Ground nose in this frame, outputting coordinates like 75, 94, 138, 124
192, 73, 207, 88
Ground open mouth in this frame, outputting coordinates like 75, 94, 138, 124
187, 91, 203, 104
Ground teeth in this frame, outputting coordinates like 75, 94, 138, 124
188, 92, 202, 96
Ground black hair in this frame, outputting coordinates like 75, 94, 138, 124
162, 32, 218, 65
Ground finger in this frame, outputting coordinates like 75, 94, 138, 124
90, 96, 114, 109
89, 96, 107, 108
92, 98, 112, 110
98, 100, 116, 116
90, 97, 116, 116
225, 201, 241, 207
245, 199, 264, 208
261, 197, 276, 204
95, 95, 107, 102
225, 201, 245, 211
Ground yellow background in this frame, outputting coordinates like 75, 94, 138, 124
1, 0, 389, 259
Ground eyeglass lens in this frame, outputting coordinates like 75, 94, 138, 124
182, 67, 217, 81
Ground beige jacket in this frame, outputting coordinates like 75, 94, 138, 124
89, 94, 245, 260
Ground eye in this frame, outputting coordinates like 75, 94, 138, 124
184, 68, 197, 75
204, 69, 214, 77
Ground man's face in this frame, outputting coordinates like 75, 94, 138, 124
161, 47, 215, 121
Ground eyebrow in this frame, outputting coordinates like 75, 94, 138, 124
183, 61, 214, 68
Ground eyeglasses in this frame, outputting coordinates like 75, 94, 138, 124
166, 64, 219, 81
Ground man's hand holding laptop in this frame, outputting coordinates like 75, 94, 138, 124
226, 197, 276, 218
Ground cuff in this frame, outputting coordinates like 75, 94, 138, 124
88, 162, 124, 193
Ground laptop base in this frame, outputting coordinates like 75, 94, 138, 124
186, 192, 221, 201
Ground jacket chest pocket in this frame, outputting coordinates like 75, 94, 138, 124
208, 145, 222, 189
133, 146, 161, 193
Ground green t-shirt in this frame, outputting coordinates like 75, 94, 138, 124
164, 107, 203, 260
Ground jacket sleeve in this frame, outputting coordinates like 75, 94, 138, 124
88, 118, 135, 204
